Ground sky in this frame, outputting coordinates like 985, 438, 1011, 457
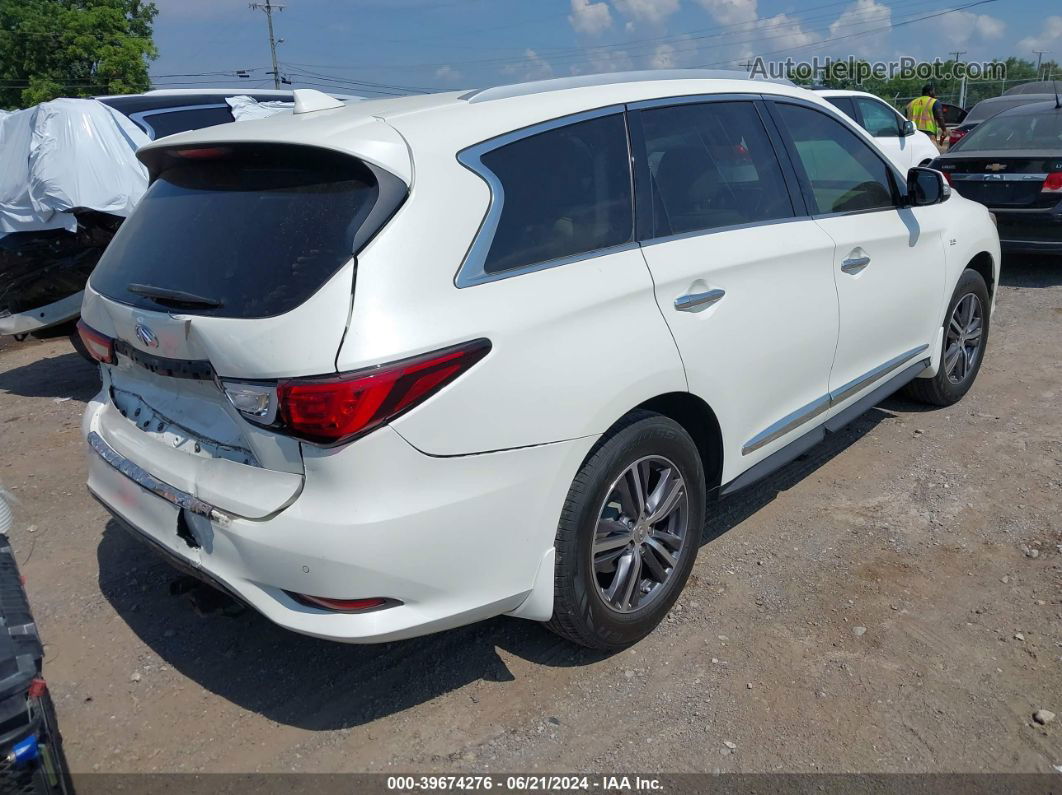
147, 0, 1060, 97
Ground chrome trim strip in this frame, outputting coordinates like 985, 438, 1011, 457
674, 288, 725, 311
741, 344, 930, 455
454, 105, 629, 288
742, 395, 831, 455
828, 344, 929, 406
88, 431, 220, 519
626, 92, 761, 111
947, 173, 1047, 182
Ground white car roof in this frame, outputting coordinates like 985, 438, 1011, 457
138, 70, 835, 184
815, 89, 885, 100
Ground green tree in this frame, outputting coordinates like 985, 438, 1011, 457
0, 0, 157, 109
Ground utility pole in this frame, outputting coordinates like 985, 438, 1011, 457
250, 1, 285, 90
1033, 50, 1048, 80
948, 51, 966, 106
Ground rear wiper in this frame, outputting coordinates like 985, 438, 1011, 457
128, 283, 224, 309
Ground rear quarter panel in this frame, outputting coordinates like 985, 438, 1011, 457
337, 127, 686, 456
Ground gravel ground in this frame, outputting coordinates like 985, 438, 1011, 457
0, 255, 1059, 774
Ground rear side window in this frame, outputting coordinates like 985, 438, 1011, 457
476, 113, 633, 275
140, 106, 234, 139
91, 145, 403, 318
854, 97, 902, 137
777, 104, 897, 215
637, 101, 794, 238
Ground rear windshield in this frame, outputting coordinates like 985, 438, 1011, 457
955, 107, 1062, 151
91, 144, 401, 318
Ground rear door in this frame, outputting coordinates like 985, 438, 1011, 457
769, 100, 945, 410
629, 97, 839, 480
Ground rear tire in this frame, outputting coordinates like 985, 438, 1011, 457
904, 268, 990, 406
546, 411, 705, 650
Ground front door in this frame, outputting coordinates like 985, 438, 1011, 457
629, 98, 840, 483
770, 100, 946, 411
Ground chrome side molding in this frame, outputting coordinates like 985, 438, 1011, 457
742, 344, 930, 455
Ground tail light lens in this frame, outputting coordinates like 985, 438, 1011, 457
1042, 172, 1062, 193
948, 129, 966, 146
76, 320, 115, 364
273, 339, 491, 445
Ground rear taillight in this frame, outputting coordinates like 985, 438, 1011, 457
76, 320, 115, 364
1042, 172, 1062, 193
272, 339, 491, 445
948, 129, 966, 146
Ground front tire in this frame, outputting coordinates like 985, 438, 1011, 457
904, 268, 990, 406
546, 411, 705, 650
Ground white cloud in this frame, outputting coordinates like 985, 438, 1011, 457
569, 0, 613, 36
828, 0, 892, 57
1017, 15, 1062, 52
504, 49, 555, 81
696, 0, 757, 26
613, 0, 681, 26
434, 65, 462, 84
937, 11, 1006, 46
695, 0, 818, 65
570, 47, 636, 75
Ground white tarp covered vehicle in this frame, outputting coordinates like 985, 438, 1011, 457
0, 98, 149, 336
0, 94, 302, 338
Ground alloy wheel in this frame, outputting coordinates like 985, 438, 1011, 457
591, 455, 690, 614
944, 293, 984, 384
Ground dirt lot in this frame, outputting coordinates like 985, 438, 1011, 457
0, 256, 1059, 775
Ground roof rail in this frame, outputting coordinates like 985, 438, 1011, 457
461, 69, 795, 104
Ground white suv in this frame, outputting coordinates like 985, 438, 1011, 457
818, 89, 941, 170
80, 72, 1000, 649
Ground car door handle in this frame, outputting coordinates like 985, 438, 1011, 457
840, 255, 871, 274
674, 289, 725, 311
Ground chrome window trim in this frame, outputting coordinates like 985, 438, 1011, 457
88, 430, 221, 519
742, 344, 930, 455
639, 214, 812, 249
129, 102, 232, 140
626, 92, 761, 111
454, 104, 631, 288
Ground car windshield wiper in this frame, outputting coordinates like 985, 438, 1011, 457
127, 283, 224, 309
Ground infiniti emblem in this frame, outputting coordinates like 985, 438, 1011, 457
135, 323, 159, 348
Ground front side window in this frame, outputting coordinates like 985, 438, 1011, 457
777, 103, 897, 215
475, 113, 633, 275
637, 101, 794, 238
855, 97, 903, 137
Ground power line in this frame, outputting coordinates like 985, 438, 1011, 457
249, 1, 285, 90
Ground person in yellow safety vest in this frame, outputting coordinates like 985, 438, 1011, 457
906, 83, 948, 146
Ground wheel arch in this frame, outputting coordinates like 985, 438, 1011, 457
966, 250, 995, 301
631, 392, 724, 495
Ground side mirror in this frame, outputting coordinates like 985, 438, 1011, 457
906, 167, 950, 206
902, 120, 916, 137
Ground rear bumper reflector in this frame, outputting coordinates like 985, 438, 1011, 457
88, 431, 220, 520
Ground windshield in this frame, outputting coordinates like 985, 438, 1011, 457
91, 144, 401, 318
954, 106, 1062, 152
